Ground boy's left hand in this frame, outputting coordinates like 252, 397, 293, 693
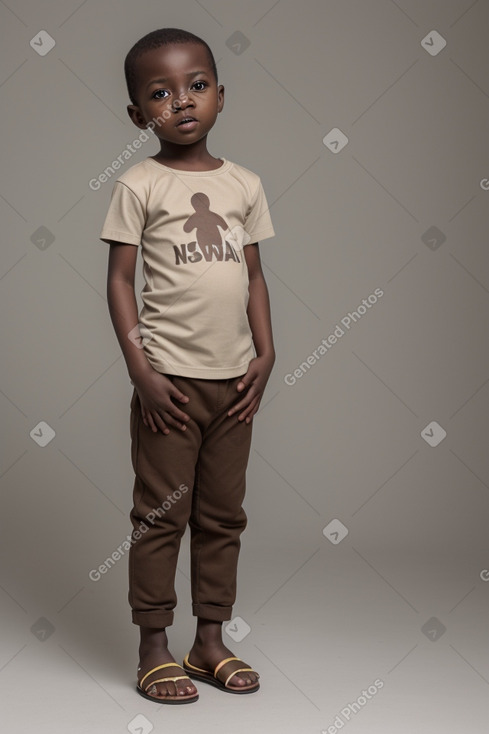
228, 354, 275, 424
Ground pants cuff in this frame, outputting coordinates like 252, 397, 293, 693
132, 610, 174, 627
192, 603, 232, 622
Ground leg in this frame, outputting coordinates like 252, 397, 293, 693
128, 386, 199, 627
128, 387, 203, 700
186, 376, 258, 688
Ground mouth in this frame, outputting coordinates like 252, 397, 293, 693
176, 116, 198, 127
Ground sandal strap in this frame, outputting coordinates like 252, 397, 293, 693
139, 662, 186, 689
183, 653, 209, 674
213, 657, 255, 687
214, 656, 240, 676
223, 667, 254, 689
145, 675, 189, 692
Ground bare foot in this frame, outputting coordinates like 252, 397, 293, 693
188, 620, 259, 689
138, 627, 198, 701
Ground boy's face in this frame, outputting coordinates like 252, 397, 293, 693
127, 42, 224, 146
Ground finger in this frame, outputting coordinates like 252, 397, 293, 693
245, 401, 261, 423
170, 385, 190, 404
151, 412, 171, 434
144, 411, 159, 433
228, 397, 249, 416
238, 396, 260, 422
141, 406, 169, 434
140, 408, 151, 429
236, 369, 258, 392
228, 388, 257, 416
160, 411, 188, 431
166, 403, 191, 424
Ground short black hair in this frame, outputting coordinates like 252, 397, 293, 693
124, 27, 218, 107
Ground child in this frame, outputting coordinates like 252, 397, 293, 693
100, 27, 276, 704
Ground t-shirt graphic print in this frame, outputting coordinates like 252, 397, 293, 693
175, 192, 243, 266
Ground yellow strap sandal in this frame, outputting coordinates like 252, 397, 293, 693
183, 653, 260, 694
137, 661, 199, 704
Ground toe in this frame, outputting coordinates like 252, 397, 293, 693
165, 681, 178, 697
155, 682, 172, 698
231, 671, 258, 687
152, 681, 177, 698
177, 679, 196, 696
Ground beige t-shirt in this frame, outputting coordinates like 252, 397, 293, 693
99, 156, 275, 378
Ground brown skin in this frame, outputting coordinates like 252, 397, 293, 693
106, 42, 274, 700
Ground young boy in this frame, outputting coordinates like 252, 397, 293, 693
99, 28, 276, 704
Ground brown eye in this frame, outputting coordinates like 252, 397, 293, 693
153, 89, 169, 99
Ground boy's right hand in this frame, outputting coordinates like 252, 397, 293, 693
132, 370, 190, 434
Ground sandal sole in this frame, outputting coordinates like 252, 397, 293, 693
136, 684, 199, 704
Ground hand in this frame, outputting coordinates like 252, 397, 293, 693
132, 370, 190, 434
228, 354, 275, 424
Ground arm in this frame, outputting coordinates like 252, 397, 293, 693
106, 242, 190, 433
228, 242, 275, 423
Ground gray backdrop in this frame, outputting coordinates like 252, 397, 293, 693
2, 1, 489, 733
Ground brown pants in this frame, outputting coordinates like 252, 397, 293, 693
128, 374, 253, 628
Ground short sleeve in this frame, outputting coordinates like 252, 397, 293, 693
99, 181, 146, 246
243, 179, 275, 244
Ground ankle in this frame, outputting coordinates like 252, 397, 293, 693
139, 626, 169, 651
195, 619, 222, 635
193, 632, 225, 648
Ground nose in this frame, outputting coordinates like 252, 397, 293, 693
172, 91, 193, 113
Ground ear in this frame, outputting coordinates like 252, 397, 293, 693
126, 104, 149, 130
217, 84, 224, 113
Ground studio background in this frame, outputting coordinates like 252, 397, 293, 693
1, 1, 489, 732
